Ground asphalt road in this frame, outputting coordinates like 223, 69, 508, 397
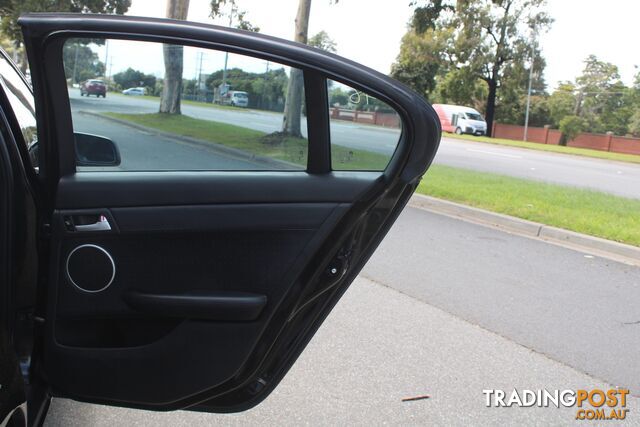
364, 207, 640, 394
70, 89, 640, 198
44, 207, 640, 425
73, 112, 269, 171
436, 137, 640, 199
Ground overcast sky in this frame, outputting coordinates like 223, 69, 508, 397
112, 0, 638, 90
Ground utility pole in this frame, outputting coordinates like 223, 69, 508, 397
71, 42, 80, 84
104, 39, 109, 79
523, 32, 535, 142
261, 60, 270, 110
192, 51, 198, 98
196, 51, 203, 100
221, 6, 236, 94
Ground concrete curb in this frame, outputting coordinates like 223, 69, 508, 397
80, 111, 302, 170
409, 193, 640, 265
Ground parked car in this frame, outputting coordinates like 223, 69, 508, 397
122, 87, 146, 96
213, 87, 249, 107
0, 13, 440, 425
80, 78, 106, 97
432, 103, 487, 136
229, 90, 249, 107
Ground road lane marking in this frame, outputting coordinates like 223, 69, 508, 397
466, 148, 523, 159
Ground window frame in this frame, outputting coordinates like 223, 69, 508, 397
326, 79, 402, 172
31, 27, 420, 186
0, 48, 39, 171
60, 35, 403, 174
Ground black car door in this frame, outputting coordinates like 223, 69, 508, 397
19, 13, 440, 416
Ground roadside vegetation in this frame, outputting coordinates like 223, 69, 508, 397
418, 165, 640, 247
110, 92, 253, 112
104, 112, 390, 170
444, 133, 640, 165
393, 2, 640, 142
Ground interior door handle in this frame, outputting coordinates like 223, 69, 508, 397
123, 290, 267, 321
72, 215, 112, 232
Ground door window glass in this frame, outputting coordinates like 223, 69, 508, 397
63, 38, 308, 171
328, 80, 401, 171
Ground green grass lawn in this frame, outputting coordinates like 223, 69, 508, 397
419, 164, 640, 246
104, 112, 390, 170
445, 132, 640, 165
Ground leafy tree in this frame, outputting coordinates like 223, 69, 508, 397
0, 0, 131, 70
391, 27, 449, 100
546, 60, 640, 136
626, 71, 640, 107
408, 0, 454, 33
113, 67, 155, 90
391, 1, 454, 100
0, 34, 21, 63
623, 72, 640, 135
543, 59, 640, 135
628, 110, 640, 137
494, 94, 550, 128
395, 0, 552, 136
63, 41, 105, 83
559, 115, 586, 145
521, 95, 550, 127
329, 86, 349, 107
574, 55, 626, 133
433, 67, 487, 111
547, 82, 576, 127
493, 41, 547, 125
308, 31, 336, 52
451, 0, 552, 135
210, 0, 260, 31
206, 67, 289, 111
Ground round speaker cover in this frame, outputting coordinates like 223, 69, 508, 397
66, 244, 115, 292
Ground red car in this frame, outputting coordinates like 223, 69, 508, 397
80, 78, 106, 97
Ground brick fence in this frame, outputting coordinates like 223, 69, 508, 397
491, 123, 640, 156
330, 108, 400, 128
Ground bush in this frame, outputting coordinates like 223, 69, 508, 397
628, 110, 640, 137
559, 115, 587, 146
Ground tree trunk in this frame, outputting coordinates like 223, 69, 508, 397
282, 0, 312, 137
485, 80, 497, 137
159, 0, 190, 114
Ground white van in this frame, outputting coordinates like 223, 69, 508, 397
433, 104, 487, 136
228, 91, 249, 108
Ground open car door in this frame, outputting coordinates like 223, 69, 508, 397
19, 13, 440, 421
